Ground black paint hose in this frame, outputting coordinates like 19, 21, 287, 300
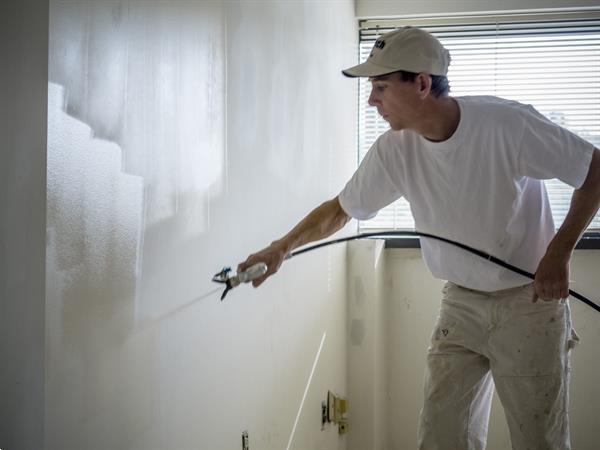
288, 231, 600, 313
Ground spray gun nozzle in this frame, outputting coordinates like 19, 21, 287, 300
212, 267, 232, 284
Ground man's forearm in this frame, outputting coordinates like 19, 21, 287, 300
547, 148, 600, 257
275, 197, 350, 255
237, 197, 350, 287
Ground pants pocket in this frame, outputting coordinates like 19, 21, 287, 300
492, 301, 570, 377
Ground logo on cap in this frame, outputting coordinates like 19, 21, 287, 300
369, 38, 386, 58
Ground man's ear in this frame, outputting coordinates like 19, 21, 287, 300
416, 72, 432, 98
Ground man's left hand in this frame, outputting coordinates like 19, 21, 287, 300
533, 251, 570, 302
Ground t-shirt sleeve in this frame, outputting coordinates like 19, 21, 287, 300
338, 135, 403, 220
518, 104, 595, 188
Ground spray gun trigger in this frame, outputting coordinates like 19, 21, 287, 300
220, 284, 232, 300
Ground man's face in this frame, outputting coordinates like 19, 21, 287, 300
368, 73, 421, 131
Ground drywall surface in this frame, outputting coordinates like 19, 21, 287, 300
46, 1, 357, 449
356, 0, 600, 18
0, 1, 48, 449
346, 240, 388, 450
384, 248, 600, 449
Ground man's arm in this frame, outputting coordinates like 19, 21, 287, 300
237, 196, 350, 287
534, 148, 600, 301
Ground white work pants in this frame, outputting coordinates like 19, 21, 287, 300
417, 282, 578, 450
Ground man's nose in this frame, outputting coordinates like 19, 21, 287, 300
368, 89, 377, 106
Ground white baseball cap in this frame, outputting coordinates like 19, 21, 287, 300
342, 26, 450, 78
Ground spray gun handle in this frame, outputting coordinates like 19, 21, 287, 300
237, 262, 268, 284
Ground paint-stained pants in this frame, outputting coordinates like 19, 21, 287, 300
417, 282, 579, 450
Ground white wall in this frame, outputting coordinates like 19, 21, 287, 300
385, 248, 600, 450
346, 240, 388, 450
356, 0, 600, 18
46, 1, 357, 449
0, 1, 48, 449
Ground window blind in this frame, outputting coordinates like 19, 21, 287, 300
358, 11, 600, 232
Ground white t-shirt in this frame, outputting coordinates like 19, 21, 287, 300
339, 96, 595, 291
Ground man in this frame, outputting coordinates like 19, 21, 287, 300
238, 27, 600, 449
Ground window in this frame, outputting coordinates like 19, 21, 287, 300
358, 10, 600, 238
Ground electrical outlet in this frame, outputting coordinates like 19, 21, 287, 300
336, 397, 347, 423
325, 391, 348, 434
242, 431, 249, 450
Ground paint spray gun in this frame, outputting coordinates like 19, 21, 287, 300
212, 263, 268, 300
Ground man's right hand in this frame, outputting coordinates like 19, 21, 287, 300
237, 240, 289, 288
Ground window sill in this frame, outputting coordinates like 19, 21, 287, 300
383, 232, 600, 250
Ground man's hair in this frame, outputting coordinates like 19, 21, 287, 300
397, 70, 450, 98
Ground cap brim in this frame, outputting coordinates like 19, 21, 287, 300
342, 60, 399, 78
